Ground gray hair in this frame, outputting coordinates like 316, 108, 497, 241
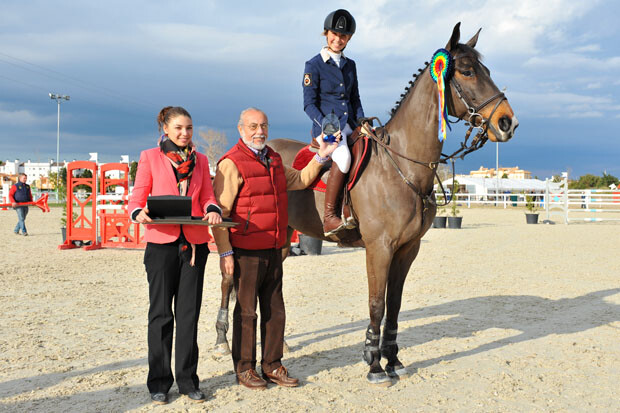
238, 107, 267, 126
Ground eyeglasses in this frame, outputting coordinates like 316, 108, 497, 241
245, 123, 269, 131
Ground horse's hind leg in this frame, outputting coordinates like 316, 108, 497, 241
383, 240, 420, 379
214, 273, 234, 355
363, 246, 393, 385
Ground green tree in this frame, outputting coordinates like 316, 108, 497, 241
601, 172, 619, 187
129, 161, 138, 183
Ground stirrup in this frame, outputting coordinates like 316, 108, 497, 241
324, 223, 347, 237
343, 215, 356, 230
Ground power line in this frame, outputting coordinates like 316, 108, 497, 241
0, 51, 154, 109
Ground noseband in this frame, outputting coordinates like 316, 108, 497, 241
444, 76, 506, 161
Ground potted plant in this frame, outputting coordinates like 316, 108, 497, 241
448, 180, 462, 229
433, 205, 447, 228
524, 193, 539, 224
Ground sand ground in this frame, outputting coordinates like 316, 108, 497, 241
0, 206, 618, 412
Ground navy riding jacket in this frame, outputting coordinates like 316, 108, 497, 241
303, 48, 365, 138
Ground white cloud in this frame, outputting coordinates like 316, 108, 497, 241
574, 44, 601, 53
351, 0, 601, 58
524, 53, 620, 69
509, 91, 614, 119
0, 107, 54, 125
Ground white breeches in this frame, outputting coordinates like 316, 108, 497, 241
331, 124, 352, 173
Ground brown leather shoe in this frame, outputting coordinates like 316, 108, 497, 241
236, 369, 267, 390
262, 366, 299, 387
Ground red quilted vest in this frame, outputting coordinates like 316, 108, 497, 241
220, 140, 288, 250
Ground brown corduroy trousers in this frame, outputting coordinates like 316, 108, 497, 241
231, 247, 285, 374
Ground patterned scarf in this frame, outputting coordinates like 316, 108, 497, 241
159, 135, 198, 265
159, 136, 196, 196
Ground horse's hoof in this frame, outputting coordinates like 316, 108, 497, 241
366, 371, 392, 386
283, 340, 291, 353
386, 364, 409, 379
213, 342, 231, 356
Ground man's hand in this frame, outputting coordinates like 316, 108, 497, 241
136, 207, 152, 224
11, 202, 17, 208
317, 130, 341, 158
220, 255, 234, 278
203, 211, 222, 225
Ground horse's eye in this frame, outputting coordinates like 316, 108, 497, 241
461, 70, 474, 77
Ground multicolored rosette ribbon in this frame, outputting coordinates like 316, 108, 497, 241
429, 48, 454, 142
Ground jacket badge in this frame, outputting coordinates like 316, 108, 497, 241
303, 73, 312, 87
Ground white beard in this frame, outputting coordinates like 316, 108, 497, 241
242, 133, 266, 150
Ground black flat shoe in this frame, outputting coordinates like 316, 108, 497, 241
150, 392, 168, 405
185, 389, 206, 402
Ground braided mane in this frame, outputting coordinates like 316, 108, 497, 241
388, 44, 482, 121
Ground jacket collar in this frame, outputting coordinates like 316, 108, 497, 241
320, 46, 346, 64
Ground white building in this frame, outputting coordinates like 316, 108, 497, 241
0, 160, 21, 176
436, 176, 563, 199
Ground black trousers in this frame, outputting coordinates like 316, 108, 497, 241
232, 247, 285, 374
144, 240, 209, 394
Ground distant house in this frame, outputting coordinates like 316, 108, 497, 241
469, 166, 532, 179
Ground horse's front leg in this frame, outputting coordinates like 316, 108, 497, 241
214, 273, 234, 355
383, 239, 420, 379
363, 244, 393, 385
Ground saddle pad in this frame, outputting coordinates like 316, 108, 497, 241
292, 146, 327, 192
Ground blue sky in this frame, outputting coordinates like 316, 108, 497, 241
1, 0, 619, 179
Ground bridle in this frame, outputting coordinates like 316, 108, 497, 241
360, 54, 507, 207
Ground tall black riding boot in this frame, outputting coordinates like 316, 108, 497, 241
323, 162, 347, 236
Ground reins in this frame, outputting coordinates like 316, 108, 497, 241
359, 74, 506, 207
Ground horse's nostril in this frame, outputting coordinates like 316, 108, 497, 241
498, 116, 511, 132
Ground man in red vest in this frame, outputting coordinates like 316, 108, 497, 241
212, 107, 338, 390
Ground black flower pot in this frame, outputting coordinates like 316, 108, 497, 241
433, 216, 447, 228
299, 234, 323, 255
525, 213, 539, 224
448, 216, 462, 229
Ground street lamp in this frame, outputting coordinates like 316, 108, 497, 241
49, 93, 70, 201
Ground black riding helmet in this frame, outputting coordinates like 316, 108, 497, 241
324, 9, 356, 35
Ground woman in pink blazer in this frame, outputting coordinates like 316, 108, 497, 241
129, 106, 221, 405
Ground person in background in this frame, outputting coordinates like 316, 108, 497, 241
10, 173, 32, 236
303, 9, 366, 236
128, 106, 222, 405
212, 107, 339, 390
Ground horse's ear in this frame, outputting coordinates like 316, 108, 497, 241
446, 22, 461, 51
466, 28, 482, 48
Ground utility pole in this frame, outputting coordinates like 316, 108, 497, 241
49, 93, 70, 201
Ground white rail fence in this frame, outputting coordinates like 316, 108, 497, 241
436, 175, 620, 224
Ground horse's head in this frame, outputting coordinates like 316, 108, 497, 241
445, 23, 518, 143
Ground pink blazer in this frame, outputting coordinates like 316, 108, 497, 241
128, 147, 219, 244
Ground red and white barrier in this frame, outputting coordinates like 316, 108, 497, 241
59, 160, 217, 251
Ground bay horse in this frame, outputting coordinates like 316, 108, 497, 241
214, 23, 518, 385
